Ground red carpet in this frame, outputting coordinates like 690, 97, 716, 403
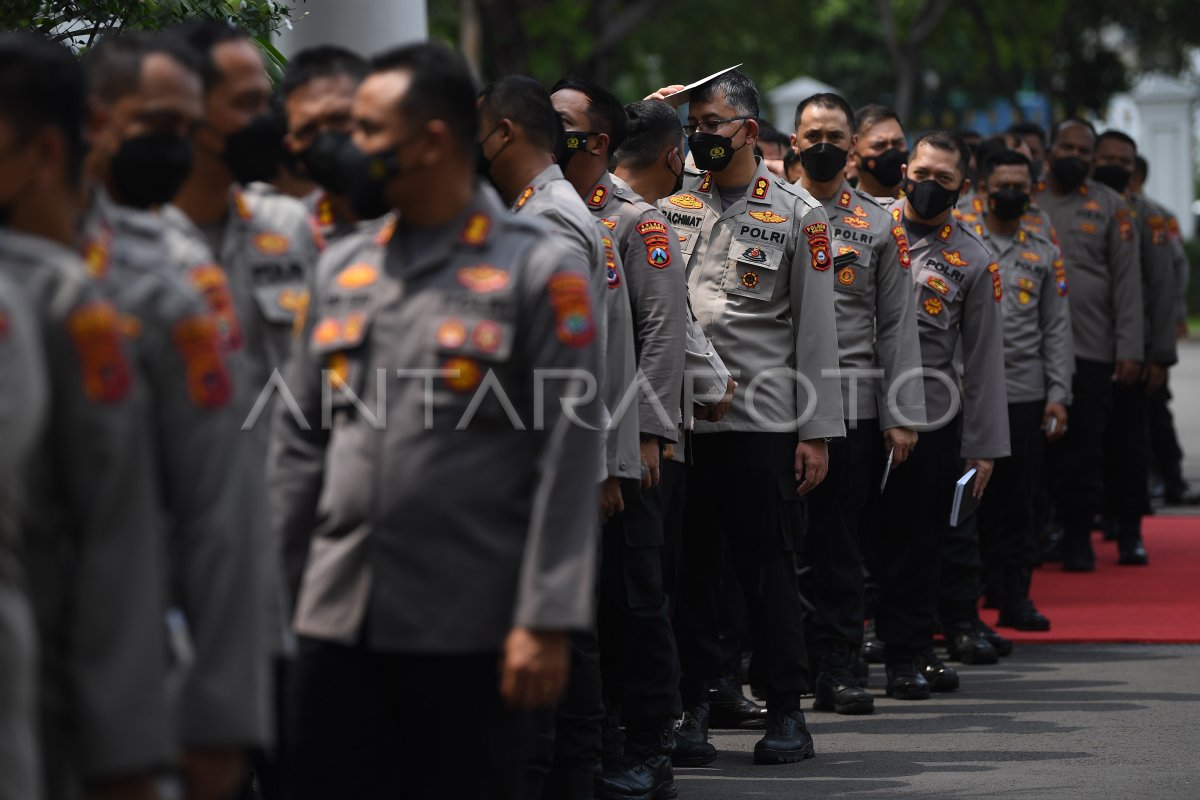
980, 515, 1200, 643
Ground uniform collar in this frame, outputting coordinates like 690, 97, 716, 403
0, 226, 86, 271
382, 181, 506, 279
608, 173, 645, 205
585, 170, 615, 210
894, 197, 957, 247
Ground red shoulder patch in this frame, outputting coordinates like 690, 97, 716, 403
172, 315, 232, 409
66, 300, 132, 404
805, 223, 831, 271
891, 225, 911, 269
547, 271, 595, 348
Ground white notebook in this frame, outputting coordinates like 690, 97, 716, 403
949, 468, 980, 527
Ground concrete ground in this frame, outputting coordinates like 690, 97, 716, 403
684, 341, 1200, 797
682, 645, 1200, 798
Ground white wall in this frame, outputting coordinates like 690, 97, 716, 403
276, 0, 428, 59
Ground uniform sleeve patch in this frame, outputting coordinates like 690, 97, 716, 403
547, 271, 595, 348
172, 315, 232, 409
1053, 257, 1069, 296
891, 226, 911, 269
66, 300, 132, 404
988, 262, 1002, 301
636, 220, 668, 236
805, 223, 831, 271
187, 264, 244, 352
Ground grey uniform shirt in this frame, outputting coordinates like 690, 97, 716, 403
514, 164, 639, 481
885, 200, 1011, 459
270, 187, 602, 651
1129, 193, 1180, 366
0, 230, 172, 788
815, 181, 925, 428
968, 218, 1074, 406
660, 161, 844, 438
1036, 179, 1143, 364
586, 172, 687, 441
81, 192, 268, 749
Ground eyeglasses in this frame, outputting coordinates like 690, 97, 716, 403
683, 116, 751, 138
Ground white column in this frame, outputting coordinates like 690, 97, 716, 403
1132, 75, 1197, 238
276, 0, 428, 60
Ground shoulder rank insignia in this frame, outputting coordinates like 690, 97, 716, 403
938, 224, 953, 241
600, 217, 618, 230
750, 177, 770, 201
514, 186, 535, 210
838, 191, 852, 208
587, 184, 607, 208
669, 194, 703, 210
602, 235, 622, 287
749, 210, 787, 224
460, 213, 492, 246
698, 171, 713, 193
891, 226, 911, 269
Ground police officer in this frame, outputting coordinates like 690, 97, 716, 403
660, 69, 844, 765
0, 33, 171, 800
552, 78, 712, 783
1007, 121, 1049, 181
1036, 119, 1143, 571
81, 32, 269, 798
271, 42, 602, 800
790, 92, 925, 715
0, 272, 45, 800
970, 150, 1073, 631
280, 46, 369, 241
876, 131, 1009, 698
1093, 130, 1178, 563
852, 104, 908, 200
478, 74, 636, 798
1132, 155, 1200, 505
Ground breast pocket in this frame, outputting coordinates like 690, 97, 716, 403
1009, 272, 1042, 313
833, 247, 871, 297
916, 286, 952, 331
430, 312, 517, 427
723, 240, 784, 300
309, 307, 373, 410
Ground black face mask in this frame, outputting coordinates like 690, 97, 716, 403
859, 148, 907, 187
110, 132, 193, 209
1093, 163, 1132, 194
222, 114, 286, 184
988, 188, 1030, 221
1050, 156, 1089, 191
556, 130, 596, 169
689, 122, 745, 172
476, 123, 507, 180
800, 142, 848, 183
338, 138, 401, 220
300, 130, 352, 195
904, 178, 960, 220
667, 150, 684, 194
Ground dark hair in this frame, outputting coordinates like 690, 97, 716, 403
1097, 129, 1138, 155
980, 148, 1033, 182
974, 135, 1013, 174
1006, 120, 1046, 146
478, 74, 558, 153
613, 99, 682, 170
168, 19, 245, 91
0, 32, 87, 184
370, 41, 479, 156
855, 103, 903, 136
1135, 154, 1149, 181
280, 45, 368, 99
84, 31, 201, 105
955, 127, 981, 140
1050, 117, 1097, 145
783, 149, 803, 175
794, 92, 856, 133
690, 69, 759, 118
549, 76, 626, 154
912, 129, 971, 179
756, 118, 790, 148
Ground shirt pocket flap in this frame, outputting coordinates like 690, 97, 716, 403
916, 266, 960, 304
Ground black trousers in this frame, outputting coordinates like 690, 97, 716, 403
1104, 380, 1151, 521
598, 477, 682, 724
1147, 379, 1186, 493
678, 432, 809, 706
800, 420, 879, 654
876, 423, 959, 655
979, 401, 1045, 572
1049, 358, 1115, 557
287, 638, 528, 800
525, 630, 603, 800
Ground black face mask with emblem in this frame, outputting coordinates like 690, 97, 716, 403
1093, 164, 1132, 194
859, 147, 907, 187
1050, 156, 1089, 191
689, 123, 745, 173
110, 132, 194, 209
988, 188, 1030, 221
800, 142, 849, 183
556, 130, 596, 169
300, 130, 353, 195
904, 178, 960, 220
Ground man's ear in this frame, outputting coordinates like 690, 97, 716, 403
960, 177, 972, 196
789, 132, 799, 154
849, 132, 859, 151
591, 132, 608, 157
743, 117, 759, 148
900, 163, 908, 181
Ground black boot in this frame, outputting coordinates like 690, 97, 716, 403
996, 567, 1050, 631
595, 723, 678, 800
973, 619, 1014, 656
671, 703, 717, 768
944, 621, 999, 664
884, 655, 931, 700
812, 649, 874, 715
916, 648, 960, 692
753, 705, 815, 764
982, 563, 1003, 610
861, 619, 886, 664
1061, 518, 1096, 572
707, 676, 768, 729
851, 650, 870, 688
1117, 515, 1149, 565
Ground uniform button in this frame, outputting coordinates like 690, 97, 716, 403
619, 462, 628, 470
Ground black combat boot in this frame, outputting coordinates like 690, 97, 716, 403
861, 619, 886, 664
996, 567, 1051, 631
916, 648, 960, 692
1061, 517, 1096, 572
595, 722, 678, 800
1116, 515, 1149, 565
944, 621, 999, 664
707, 675, 768, 729
671, 703, 717, 768
753, 701, 815, 765
884, 654, 931, 700
812, 648, 874, 715
972, 619, 1014, 656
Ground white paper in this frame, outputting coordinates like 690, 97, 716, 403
660, 64, 744, 107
